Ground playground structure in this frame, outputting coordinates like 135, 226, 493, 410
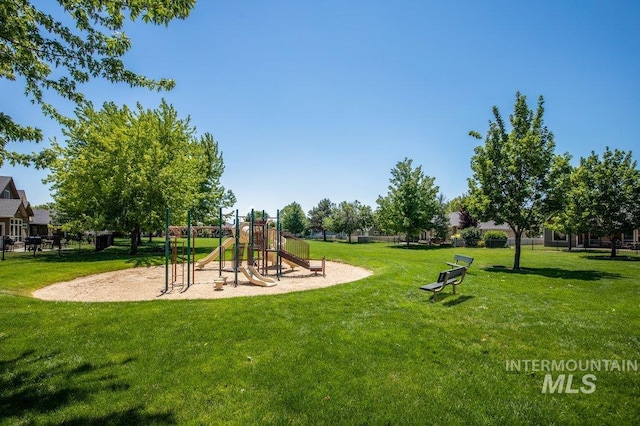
164, 208, 325, 293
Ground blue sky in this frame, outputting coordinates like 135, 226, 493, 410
2, 0, 639, 217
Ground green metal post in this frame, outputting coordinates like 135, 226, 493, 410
234, 209, 239, 287
277, 209, 281, 279
250, 209, 254, 266
218, 207, 223, 277
165, 208, 169, 293
187, 210, 191, 288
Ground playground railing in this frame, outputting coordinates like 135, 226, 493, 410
282, 233, 310, 261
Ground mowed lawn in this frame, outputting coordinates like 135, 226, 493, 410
1, 241, 638, 425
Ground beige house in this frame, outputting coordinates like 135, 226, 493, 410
0, 176, 35, 242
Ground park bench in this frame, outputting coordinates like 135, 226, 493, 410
2, 236, 14, 251
419, 266, 467, 302
446, 254, 474, 269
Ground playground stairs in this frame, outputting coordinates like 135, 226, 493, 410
280, 234, 325, 276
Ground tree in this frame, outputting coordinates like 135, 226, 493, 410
357, 203, 375, 236
308, 198, 335, 241
190, 134, 236, 225
47, 100, 233, 254
280, 202, 307, 235
468, 92, 572, 270
445, 195, 466, 213
376, 158, 440, 246
458, 205, 478, 229
545, 163, 578, 251
431, 193, 450, 242
569, 147, 640, 257
243, 210, 271, 223
1, 0, 196, 166
328, 200, 371, 243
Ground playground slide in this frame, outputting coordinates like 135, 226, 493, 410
195, 238, 235, 270
267, 250, 298, 270
240, 265, 277, 287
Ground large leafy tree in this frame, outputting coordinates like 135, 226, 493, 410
468, 92, 571, 270
1, 0, 195, 166
376, 158, 440, 246
328, 200, 372, 243
191, 133, 236, 225
47, 100, 233, 254
308, 198, 335, 241
280, 202, 307, 236
569, 147, 640, 257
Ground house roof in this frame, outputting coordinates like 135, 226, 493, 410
0, 176, 34, 219
478, 220, 511, 231
0, 199, 25, 218
448, 211, 511, 231
31, 209, 52, 226
0, 176, 12, 193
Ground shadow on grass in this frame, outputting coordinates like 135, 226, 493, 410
0, 350, 175, 424
483, 266, 622, 281
583, 255, 640, 262
443, 295, 474, 306
389, 244, 447, 251
12, 239, 214, 268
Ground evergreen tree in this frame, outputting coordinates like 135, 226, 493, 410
308, 199, 335, 241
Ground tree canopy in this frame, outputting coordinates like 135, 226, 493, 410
468, 92, 571, 270
327, 200, 373, 243
47, 100, 234, 254
308, 198, 335, 241
376, 158, 440, 245
280, 202, 307, 235
1, 0, 196, 166
569, 147, 640, 257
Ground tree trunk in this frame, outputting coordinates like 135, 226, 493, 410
513, 231, 522, 270
610, 234, 617, 258
130, 224, 140, 255
348, 233, 352, 243
568, 232, 573, 251
323, 230, 327, 242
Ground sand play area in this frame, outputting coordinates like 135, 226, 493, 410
33, 261, 373, 302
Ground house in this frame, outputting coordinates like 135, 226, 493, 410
544, 228, 640, 249
30, 209, 53, 237
447, 212, 516, 239
0, 176, 34, 242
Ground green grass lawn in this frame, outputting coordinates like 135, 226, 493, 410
1, 240, 638, 424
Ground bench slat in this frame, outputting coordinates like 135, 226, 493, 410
420, 282, 443, 291
420, 265, 467, 302
447, 254, 474, 268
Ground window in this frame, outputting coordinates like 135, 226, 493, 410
2, 189, 10, 199
552, 231, 567, 241
10, 219, 23, 241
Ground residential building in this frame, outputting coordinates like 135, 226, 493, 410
0, 176, 34, 242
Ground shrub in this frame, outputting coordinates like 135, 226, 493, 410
460, 227, 482, 247
483, 230, 508, 248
